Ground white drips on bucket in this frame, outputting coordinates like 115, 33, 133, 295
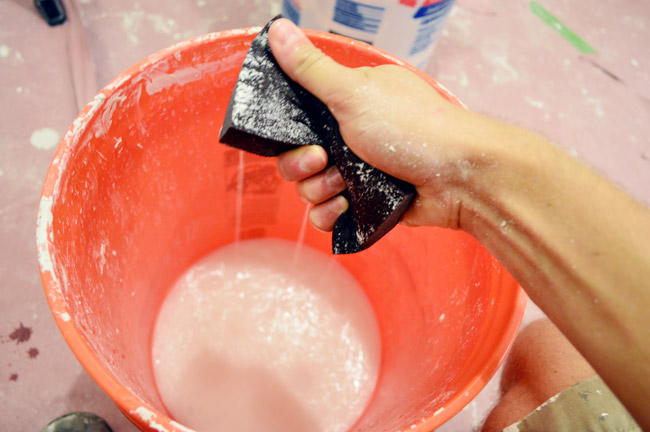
132, 407, 169, 432
36, 196, 55, 275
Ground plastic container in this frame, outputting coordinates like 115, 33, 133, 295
36, 28, 526, 432
282, 0, 457, 69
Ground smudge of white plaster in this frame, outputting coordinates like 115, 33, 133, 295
30, 128, 61, 150
99, 241, 108, 274
61, 312, 71, 322
132, 407, 169, 432
459, 70, 468, 88
36, 196, 55, 274
525, 97, 544, 109
489, 53, 519, 84
586, 97, 604, 118
0, 44, 9, 58
122, 11, 178, 45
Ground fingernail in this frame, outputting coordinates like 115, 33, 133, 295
271, 18, 305, 48
329, 195, 349, 216
298, 146, 326, 173
324, 166, 345, 189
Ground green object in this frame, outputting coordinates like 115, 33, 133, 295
530, 1, 597, 54
42, 412, 113, 432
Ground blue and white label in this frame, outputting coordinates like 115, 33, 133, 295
410, 0, 456, 55
282, 0, 457, 70
333, 0, 385, 34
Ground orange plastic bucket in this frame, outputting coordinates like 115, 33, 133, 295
36, 28, 526, 431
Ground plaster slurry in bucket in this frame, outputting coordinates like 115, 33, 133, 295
152, 239, 381, 432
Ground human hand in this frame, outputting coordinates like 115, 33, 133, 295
268, 18, 491, 232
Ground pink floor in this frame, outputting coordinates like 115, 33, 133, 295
1, 0, 648, 430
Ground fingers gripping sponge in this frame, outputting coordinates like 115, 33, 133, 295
219, 17, 415, 254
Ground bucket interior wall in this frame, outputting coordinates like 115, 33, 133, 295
48, 32, 520, 431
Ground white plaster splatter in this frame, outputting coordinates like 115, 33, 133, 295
586, 97, 604, 118
594, 105, 604, 117
0, 44, 10, 58
631, 58, 639, 67
144, 57, 239, 95
99, 241, 108, 274
122, 11, 178, 45
60, 312, 71, 322
132, 407, 169, 432
36, 196, 55, 275
30, 128, 61, 150
433, 407, 445, 416
459, 70, 468, 88
0, 168, 3, 176
490, 54, 519, 84
525, 97, 544, 109
439, 313, 445, 322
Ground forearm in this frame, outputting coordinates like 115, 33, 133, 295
454, 116, 650, 427
267, 20, 649, 423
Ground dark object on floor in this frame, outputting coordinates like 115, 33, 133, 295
41, 412, 113, 432
220, 16, 415, 254
34, 0, 67, 26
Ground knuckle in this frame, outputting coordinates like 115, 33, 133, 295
294, 48, 330, 78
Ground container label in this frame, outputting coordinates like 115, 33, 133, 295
414, 0, 454, 19
333, 0, 385, 34
282, 0, 302, 26
410, 0, 455, 55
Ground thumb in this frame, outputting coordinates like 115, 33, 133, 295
268, 18, 354, 107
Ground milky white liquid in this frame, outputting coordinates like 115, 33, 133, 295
152, 239, 381, 432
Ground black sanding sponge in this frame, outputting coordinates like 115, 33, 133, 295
220, 16, 415, 254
